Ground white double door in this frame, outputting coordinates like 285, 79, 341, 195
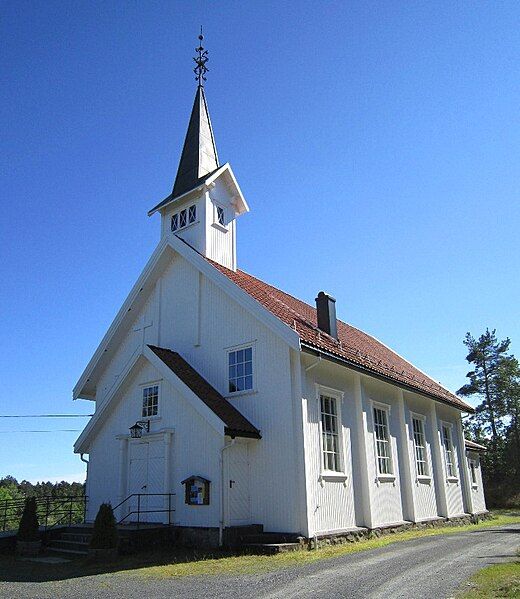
128, 439, 166, 523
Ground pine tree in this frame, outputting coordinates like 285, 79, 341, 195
457, 329, 511, 447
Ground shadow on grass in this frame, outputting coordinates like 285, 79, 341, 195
0, 547, 238, 583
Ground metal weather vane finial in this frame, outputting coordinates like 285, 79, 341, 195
193, 26, 209, 86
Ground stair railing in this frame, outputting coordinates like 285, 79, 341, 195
113, 493, 175, 527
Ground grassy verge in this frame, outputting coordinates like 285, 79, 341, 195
458, 556, 520, 598
0, 510, 518, 582
131, 510, 520, 578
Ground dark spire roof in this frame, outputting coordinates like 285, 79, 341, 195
172, 85, 220, 199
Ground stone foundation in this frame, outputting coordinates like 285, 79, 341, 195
309, 511, 493, 549
174, 526, 220, 549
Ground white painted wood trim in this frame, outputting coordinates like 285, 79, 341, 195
353, 374, 373, 528
456, 417, 474, 514
396, 389, 416, 522
428, 402, 448, 517
73, 233, 300, 399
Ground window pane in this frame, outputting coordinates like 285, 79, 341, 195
180, 209, 187, 227
188, 205, 196, 223
245, 375, 253, 390
229, 352, 236, 365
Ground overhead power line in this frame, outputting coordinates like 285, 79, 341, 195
0, 429, 81, 434
0, 414, 92, 418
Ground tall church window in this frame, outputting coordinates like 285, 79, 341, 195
142, 385, 159, 418
217, 206, 225, 226
374, 406, 392, 475
412, 416, 428, 477
320, 394, 342, 472
442, 424, 456, 478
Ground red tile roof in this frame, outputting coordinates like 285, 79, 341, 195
148, 345, 261, 438
209, 262, 474, 413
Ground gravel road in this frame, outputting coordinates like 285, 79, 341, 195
1, 523, 518, 599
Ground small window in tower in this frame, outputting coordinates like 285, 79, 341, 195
179, 209, 187, 228
171, 213, 179, 232
188, 205, 197, 224
217, 206, 225, 226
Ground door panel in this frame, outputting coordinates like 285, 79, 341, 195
127, 440, 165, 523
226, 443, 251, 525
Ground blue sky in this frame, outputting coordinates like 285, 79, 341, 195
1, 1, 519, 483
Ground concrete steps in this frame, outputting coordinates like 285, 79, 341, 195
46, 528, 92, 556
242, 541, 303, 554
239, 530, 305, 554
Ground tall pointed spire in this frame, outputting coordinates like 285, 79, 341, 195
172, 30, 219, 198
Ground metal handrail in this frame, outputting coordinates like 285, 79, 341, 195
114, 493, 175, 527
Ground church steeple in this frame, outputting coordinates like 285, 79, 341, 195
172, 85, 219, 198
172, 30, 219, 199
148, 30, 249, 272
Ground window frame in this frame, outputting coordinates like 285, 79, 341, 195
316, 385, 346, 478
170, 204, 198, 234
213, 203, 228, 231
410, 413, 430, 479
371, 401, 395, 480
468, 456, 478, 488
140, 382, 161, 420
225, 342, 256, 397
441, 422, 457, 481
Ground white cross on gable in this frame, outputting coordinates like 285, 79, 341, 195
133, 317, 153, 349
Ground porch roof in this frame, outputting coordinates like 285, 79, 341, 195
147, 345, 261, 439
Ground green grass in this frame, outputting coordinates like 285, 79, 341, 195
130, 510, 520, 579
1, 510, 518, 582
459, 558, 520, 598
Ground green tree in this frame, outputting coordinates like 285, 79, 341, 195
458, 329, 520, 504
457, 329, 512, 453
17, 497, 40, 542
90, 503, 118, 550
497, 357, 520, 481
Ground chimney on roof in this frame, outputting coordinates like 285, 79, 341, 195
315, 291, 337, 339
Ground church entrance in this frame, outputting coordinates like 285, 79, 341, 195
225, 442, 251, 526
127, 439, 166, 523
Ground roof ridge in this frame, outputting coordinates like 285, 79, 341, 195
237, 268, 460, 400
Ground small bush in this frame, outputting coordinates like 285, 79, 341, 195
17, 497, 40, 542
89, 503, 118, 550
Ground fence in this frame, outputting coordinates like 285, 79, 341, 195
0, 495, 88, 533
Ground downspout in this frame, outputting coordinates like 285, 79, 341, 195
80, 454, 89, 520
219, 438, 236, 546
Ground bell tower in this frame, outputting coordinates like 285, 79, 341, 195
148, 30, 249, 271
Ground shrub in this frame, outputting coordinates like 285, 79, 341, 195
17, 497, 40, 542
89, 503, 118, 550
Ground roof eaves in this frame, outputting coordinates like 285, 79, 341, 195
301, 342, 475, 413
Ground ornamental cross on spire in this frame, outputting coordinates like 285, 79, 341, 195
193, 27, 209, 86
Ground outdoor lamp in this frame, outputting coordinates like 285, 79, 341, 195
129, 420, 150, 438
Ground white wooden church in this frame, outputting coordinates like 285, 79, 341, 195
74, 40, 487, 546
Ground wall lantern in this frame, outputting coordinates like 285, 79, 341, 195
129, 420, 150, 439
